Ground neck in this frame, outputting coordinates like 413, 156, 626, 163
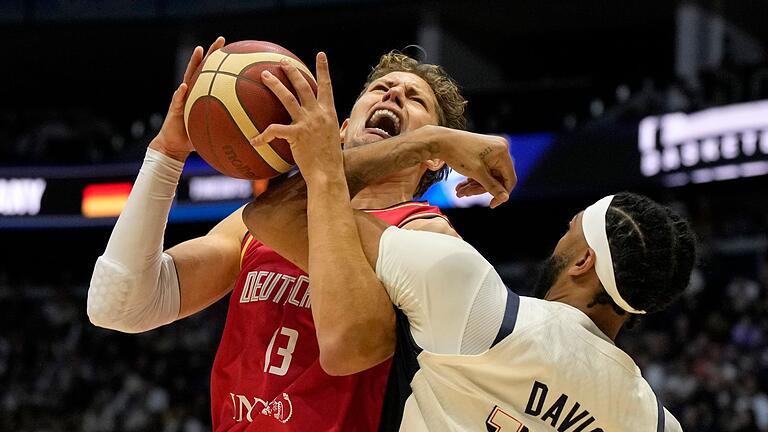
545, 282, 626, 341
350, 172, 421, 210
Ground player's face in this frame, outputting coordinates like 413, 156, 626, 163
340, 71, 440, 149
552, 212, 587, 259
533, 212, 588, 298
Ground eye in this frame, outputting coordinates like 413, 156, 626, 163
412, 97, 427, 107
371, 83, 388, 92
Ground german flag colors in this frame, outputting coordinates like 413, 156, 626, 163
81, 183, 132, 218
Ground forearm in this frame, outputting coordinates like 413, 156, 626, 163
244, 125, 444, 269
306, 169, 395, 373
344, 125, 441, 197
88, 144, 184, 333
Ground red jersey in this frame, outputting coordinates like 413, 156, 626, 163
210, 202, 449, 431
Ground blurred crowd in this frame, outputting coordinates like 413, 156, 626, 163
0, 109, 162, 165
0, 282, 225, 432
1, 237, 767, 431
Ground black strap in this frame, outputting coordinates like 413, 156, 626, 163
492, 289, 521, 347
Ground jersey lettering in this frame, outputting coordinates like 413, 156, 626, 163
213, 202, 448, 431
230, 392, 293, 424
240, 271, 310, 308
524, 380, 604, 432
265, 326, 299, 376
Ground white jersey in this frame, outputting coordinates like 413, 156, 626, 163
375, 227, 682, 432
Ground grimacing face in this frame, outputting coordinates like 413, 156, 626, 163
340, 71, 441, 149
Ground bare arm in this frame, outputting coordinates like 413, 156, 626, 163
167, 206, 246, 319
150, 36, 246, 320
244, 55, 515, 375
87, 38, 249, 332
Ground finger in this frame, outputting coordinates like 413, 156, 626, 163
183, 46, 204, 84
250, 124, 294, 147
456, 182, 487, 198
473, 170, 509, 209
316, 52, 335, 108
206, 36, 225, 58
280, 59, 317, 108
493, 164, 517, 196
168, 83, 189, 116
498, 153, 517, 194
455, 178, 476, 190
455, 181, 473, 197
262, 70, 303, 120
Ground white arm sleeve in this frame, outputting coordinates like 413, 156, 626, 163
375, 227, 508, 355
87, 148, 184, 333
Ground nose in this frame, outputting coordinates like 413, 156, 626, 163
381, 85, 406, 108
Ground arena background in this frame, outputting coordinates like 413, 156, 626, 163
2, 0, 767, 430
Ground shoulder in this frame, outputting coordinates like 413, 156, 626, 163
367, 201, 451, 229
401, 217, 459, 237
208, 205, 249, 241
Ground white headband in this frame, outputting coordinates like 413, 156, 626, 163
581, 195, 647, 315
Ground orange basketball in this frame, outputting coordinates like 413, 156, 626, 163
184, 41, 317, 179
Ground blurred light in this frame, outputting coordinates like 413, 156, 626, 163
189, 176, 252, 201
615, 84, 631, 102
661, 100, 768, 145
130, 120, 146, 139
149, 113, 164, 131
742, 131, 758, 156
82, 183, 132, 218
0, 178, 46, 216
589, 99, 604, 117
639, 99, 768, 181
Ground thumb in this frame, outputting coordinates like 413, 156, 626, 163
168, 83, 188, 116
250, 124, 293, 147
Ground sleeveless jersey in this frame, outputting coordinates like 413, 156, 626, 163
210, 201, 449, 431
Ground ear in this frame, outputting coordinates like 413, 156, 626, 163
339, 118, 350, 143
424, 159, 445, 172
568, 247, 596, 277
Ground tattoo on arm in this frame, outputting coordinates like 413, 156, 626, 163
344, 140, 434, 198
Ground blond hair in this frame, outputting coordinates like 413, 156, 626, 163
361, 51, 467, 196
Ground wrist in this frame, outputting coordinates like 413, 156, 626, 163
148, 137, 191, 163
413, 124, 445, 159
303, 165, 347, 191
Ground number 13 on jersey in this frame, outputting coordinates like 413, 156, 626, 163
265, 326, 299, 376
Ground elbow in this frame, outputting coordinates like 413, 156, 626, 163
86, 288, 148, 334
86, 304, 140, 334
317, 326, 395, 376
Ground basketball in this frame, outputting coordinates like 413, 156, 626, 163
184, 40, 317, 179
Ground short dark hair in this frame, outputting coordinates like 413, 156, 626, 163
361, 51, 467, 197
591, 193, 697, 319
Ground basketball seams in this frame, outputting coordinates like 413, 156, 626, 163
184, 42, 313, 179
207, 52, 230, 96
199, 69, 271, 92
234, 61, 296, 168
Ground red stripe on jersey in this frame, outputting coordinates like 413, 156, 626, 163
397, 212, 452, 228
210, 202, 448, 431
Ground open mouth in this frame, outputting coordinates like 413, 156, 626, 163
365, 109, 402, 138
